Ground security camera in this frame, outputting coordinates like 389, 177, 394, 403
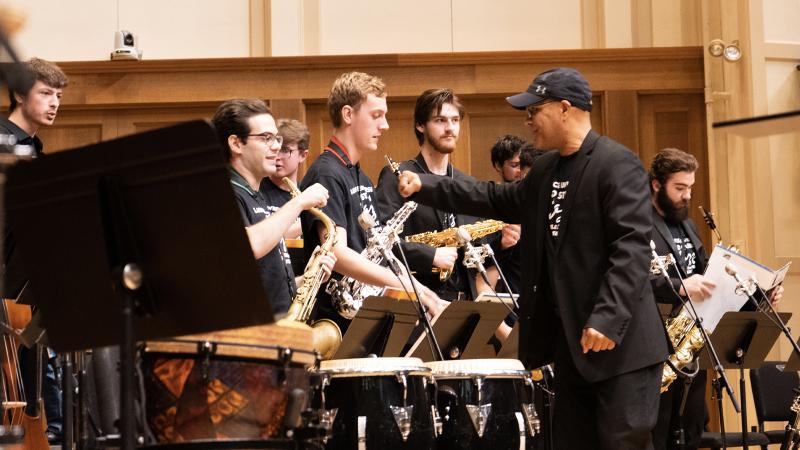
111, 30, 142, 61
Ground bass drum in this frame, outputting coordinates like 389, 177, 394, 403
315, 357, 438, 450
425, 358, 540, 450
141, 324, 316, 445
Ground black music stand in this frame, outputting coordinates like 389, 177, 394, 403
5, 120, 272, 450
333, 295, 419, 359
699, 311, 790, 449
407, 301, 508, 361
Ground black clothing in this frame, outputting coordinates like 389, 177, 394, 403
260, 177, 293, 211
650, 208, 708, 450
413, 129, 668, 449
230, 169, 294, 315
650, 208, 707, 307
299, 137, 379, 331
375, 153, 483, 300
0, 116, 42, 299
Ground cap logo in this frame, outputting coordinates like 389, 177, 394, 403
535, 85, 547, 95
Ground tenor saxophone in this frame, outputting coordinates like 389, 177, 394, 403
278, 178, 342, 360
405, 219, 506, 280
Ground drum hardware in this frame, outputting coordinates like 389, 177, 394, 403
389, 372, 414, 441
522, 377, 541, 436
197, 340, 216, 381
465, 377, 491, 438
317, 374, 338, 439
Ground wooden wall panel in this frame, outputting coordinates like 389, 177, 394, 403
30, 48, 705, 198
638, 93, 710, 246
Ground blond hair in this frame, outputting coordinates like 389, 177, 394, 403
327, 71, 386, 128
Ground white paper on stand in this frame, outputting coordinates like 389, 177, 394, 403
691, 244, 791, 332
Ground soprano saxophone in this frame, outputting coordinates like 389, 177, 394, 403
325, 201, 418, 319
278, 177, 342, 360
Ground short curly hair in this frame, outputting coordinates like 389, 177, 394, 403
327, 71, 386, 128
490, 134, 528, 167
648, 147, 698, 192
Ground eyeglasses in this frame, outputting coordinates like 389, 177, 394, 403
246, 132, 283, 147
525, 100, 556, 120
278, 145, 298, 156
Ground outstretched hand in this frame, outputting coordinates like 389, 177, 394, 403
398, 171, 422, 198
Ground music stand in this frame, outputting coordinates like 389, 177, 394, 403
333, 295, 419, 359
407, 301, 508, 361
699, 311, 790, 448
5, 120, 272, 449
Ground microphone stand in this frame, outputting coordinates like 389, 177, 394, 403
458, 229, 516, 317
651, 243, 740, 450
729, 268, 800, 359
387, 239, 444, 361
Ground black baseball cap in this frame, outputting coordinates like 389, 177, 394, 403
506, 67, 593, 112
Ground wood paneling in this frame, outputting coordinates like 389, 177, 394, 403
638, 93, 710, 246
32, 48, 705, 191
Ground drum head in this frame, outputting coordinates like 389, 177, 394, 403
319, 357, 429, 377
425, 358, 528, 378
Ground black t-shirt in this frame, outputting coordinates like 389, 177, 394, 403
260, 178, 293, 211
299, 138, 379, 329
1, 116, 43, 299
667, 222, 699, 276
230, 169, 295, 315
544, 150, 580, 314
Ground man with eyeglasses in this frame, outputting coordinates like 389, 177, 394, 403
397, 68, 668, 449
212, 99, 334, 316
260, 118, 310, 240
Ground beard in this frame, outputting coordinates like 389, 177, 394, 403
425, 132, 456, 154
656, 188, 690, 223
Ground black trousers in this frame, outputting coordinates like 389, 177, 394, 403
553, 324, 662, 450
653, 369, 707, 450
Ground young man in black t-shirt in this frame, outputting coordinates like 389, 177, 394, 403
1, 57, 68, 445
212, 99, 335, 315
300, 72, 446, 332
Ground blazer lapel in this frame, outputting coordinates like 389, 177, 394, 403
554, 131, 598, 255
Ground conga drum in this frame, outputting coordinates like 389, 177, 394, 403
425, 358, 540, 450
315, 357, 438, 449
141, 324, 316, 446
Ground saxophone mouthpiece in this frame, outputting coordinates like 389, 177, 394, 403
385, 155, 401, 177
699, 206, 717, 230
650, 240, 657, 251
358, 211, 377, 231
724, 262, 739, 277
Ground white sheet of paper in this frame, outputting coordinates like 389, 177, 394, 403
692, 244, 791, 332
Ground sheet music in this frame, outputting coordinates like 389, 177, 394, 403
693, 244, 791, 332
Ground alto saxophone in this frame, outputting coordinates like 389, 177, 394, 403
325, 201, 418, 319
652, 252, 706, 393
278, 177, 342, 360
405, 219, 506, 280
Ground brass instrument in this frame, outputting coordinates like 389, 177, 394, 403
277, 177, 342, 360
405, 219, 506, 280
781, 389, 800, 450
325, 201, 418, 319
652, 252, 706, 393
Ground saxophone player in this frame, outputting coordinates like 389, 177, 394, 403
376, 88, 485, 302
648, 148, 783, 450
212, 99, 336, 316
300, 72, 446, 333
